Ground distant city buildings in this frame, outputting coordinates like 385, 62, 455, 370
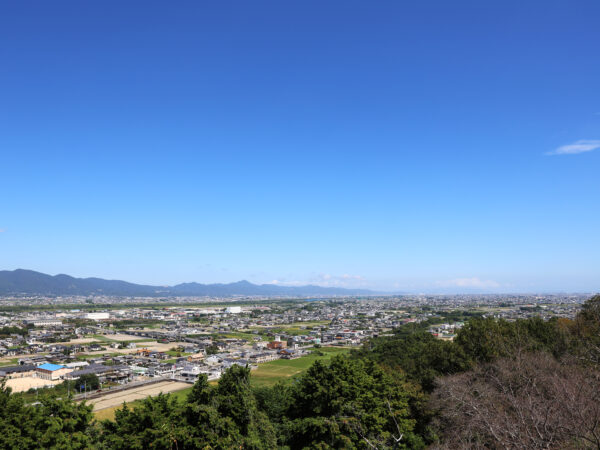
0, 293, 590, 394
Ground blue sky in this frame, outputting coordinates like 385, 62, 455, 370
1, 1, 599, 293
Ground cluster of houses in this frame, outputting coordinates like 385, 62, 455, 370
0, 334, 316, 393
0, 361, 130, 387
427, 322, 464, 340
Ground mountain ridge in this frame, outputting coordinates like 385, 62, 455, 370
0, 269, 376, 297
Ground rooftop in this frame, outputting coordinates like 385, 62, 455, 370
37, 363, 65, 371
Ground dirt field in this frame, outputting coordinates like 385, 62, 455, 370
101, 333, 155, 342
0, 353, 35, 364
5, 377, 61, 392
137, 341, 188, 352
64, 337, 96, 344
74, 341, 189, 357
85, 381, 190, 410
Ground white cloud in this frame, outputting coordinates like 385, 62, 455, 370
268, 273, 367, 288
548, 139, 600, 155
313, 273, 366, 287
437, 277, 500, 289
268, 279, 305, 286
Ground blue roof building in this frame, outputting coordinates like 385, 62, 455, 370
36, 363, 68, 380
37, 363, 64, 371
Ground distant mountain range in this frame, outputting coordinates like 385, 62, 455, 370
0, 269, 376, 297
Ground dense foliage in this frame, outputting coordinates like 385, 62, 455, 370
282, 357, 423, 448
99, 359, 423, 449
64, 373, 101, 392
0, 326, 28, 337
101, 365, 276, 449
355, 332, 471, 392
0, 381, 94, 449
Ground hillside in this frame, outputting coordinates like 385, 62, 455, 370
0, 269, 376, 297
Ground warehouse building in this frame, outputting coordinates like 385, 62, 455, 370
35, 363, 72, 380
0, 365, 36, 379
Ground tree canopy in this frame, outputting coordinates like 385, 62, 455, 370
0, 381, 94, 449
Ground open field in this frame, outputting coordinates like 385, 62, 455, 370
250, 347, 351, 387
0, 358, 19, 367
96, 333, 157, 342
64, 337, 97, 344
75, 352, 123, 360
74, 348, 135, 356
213, 331, 267, 341
73, 341, 189, 357
135, 341, 189, 352
5, 376, 61, 392
249, 321, 331, 336
86, 381, 190, 412
0, 353, 44, 364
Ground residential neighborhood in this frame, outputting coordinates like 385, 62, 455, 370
0, 293, 589, 405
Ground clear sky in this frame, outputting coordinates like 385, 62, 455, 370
1, 1, 599, 293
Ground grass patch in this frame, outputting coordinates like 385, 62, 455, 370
249, 346, 350, 387
165, 351, 192, 357
93, 406, 121, 421
168, 386, 193, 402
0, 358, 19, 367
75, 352, 123, 360
90, 334, 114, 342
119, 339, 156, 344
88, 335, 155, 344
250, 321, 330, 337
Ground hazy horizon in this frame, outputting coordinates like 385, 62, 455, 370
0, 268, 595, 296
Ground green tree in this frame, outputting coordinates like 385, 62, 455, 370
285, 356, 423, 449
455, 317, 568, 363
100, 394, 187, 449
212, 365, 277, 448
64, 373, 100, 393
355, 332, 471, 391
569, 294, 600, 365
0, 381, 94, 449
205, 344, 219, 355
101, 366, 277, 449
254, 381, 294, 426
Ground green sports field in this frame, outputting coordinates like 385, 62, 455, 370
249, 346, 350, 387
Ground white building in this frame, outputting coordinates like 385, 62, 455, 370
86, 312, 110, 321
23, 318, 62, 327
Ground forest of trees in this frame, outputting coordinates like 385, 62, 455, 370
1, 294, 600, 449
